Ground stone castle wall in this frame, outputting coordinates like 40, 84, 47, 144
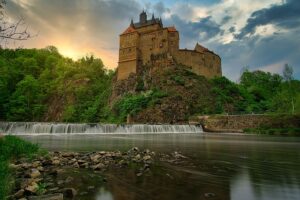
117, 12, 222, 80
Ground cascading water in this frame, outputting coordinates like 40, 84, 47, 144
0, 122, 202, 135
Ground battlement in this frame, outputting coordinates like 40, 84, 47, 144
117, 11, 222, 80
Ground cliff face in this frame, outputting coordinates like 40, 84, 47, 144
111, 62, 217, 123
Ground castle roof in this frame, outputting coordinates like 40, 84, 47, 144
122, 26, 137, 35
133, 18, 162, 28
167, 26, 177, 32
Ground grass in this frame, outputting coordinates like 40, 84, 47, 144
0, 135, 43, 200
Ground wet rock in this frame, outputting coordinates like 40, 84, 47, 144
28, 193, 63, 200
204, 193, 215, 198
57, 180, 64, 185
29, 169, 41, 178
25, 182, 39, 194
174, 151, 187, 159
52, 159, 60, 165
143, 155, 151, 161
42, 159, 52, 166
136, 172, 143, 177
77, 160, 86, 164
32, 161, 41, 168
134, 154, 141, 160
63, 188, 77, 198
132, 147, 139, 152
9, 163, 20, 169
72, 162, 79, 168
91, 163, 105, 170
37, 166, 44, 172
90, 154, 101, 162
14, 189, 24, 198
87, 186, 95, 190
48, 187, 60, 192
65, 176, 74, 183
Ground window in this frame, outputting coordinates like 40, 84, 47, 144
170, 33, 175, 37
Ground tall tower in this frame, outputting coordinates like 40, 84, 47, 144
140, 10, 147, 24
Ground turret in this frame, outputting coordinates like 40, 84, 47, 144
140, 10, 147, 24
130, 18, 134, 27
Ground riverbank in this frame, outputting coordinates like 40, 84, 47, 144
0, 136, 44, 200
191, 114, 300, 135
2, 133, 300, 200
1, 136, 188, 200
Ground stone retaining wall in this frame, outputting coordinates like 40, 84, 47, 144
190, 114, 300, 133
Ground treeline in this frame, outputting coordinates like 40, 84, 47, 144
210, 68, 300, 115
0, 47, 299, 123
0, 47, 114, 122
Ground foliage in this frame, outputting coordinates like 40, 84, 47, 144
113, 89, 168, 122
0, 136, 40, 200
0, 47, 114, 122
0, 47, 299, 122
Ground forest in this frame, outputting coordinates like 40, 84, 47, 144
0, 47, 299, 123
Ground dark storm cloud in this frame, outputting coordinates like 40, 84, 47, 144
152, 1, 169, 16
236, 0, 300, 39
221, 15, 232, 24
166, 15, 224, 48
229, 27, 236, 33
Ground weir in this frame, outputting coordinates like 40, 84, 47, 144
0, 122, 202, 135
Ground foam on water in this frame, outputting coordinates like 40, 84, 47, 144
0, 122, 202, 135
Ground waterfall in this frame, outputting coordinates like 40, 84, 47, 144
0, 122, 202, 135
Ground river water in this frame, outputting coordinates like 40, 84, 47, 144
17, 133, 300, 200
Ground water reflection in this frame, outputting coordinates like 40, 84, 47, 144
231, 168, 300, 200
96, 187, 114, 200
20, 134, 300, 200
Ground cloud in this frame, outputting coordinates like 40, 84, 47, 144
236, 0, 300, 39
165, 15, 224, 48
3, 0, 300, 81
6, 0, 143, 68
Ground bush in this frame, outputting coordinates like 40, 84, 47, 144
0, 136, 41, 200
113, 89, 168, 122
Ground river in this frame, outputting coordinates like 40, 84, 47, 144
1, 122, 300, 200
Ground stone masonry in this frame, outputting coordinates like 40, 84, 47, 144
117, 11, 222, 80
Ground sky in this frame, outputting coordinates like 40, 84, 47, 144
5, 0, 300, 81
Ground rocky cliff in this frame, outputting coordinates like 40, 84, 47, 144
110, 62, 217, 123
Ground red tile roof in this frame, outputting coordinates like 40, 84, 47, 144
122, 26, 136, 35
167, 26, 177, 32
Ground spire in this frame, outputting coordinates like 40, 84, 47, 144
130, 18, 134, 27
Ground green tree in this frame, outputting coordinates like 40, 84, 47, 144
282, 64, 295, 114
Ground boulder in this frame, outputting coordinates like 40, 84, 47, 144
14, 189, 24, 198
25, 182, 39, 194
29, 169, 41, 178
91, 163, 105, 170
63, 188, 77, 198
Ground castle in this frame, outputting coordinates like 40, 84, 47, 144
117, 11, 222, 80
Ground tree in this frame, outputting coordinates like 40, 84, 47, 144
283, 64, 295, 114
0, 0, 31, 47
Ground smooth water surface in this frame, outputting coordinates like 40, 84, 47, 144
20, 133, 300, 200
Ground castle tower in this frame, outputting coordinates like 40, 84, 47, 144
140, 10, 147, 24
117, 11, 221, 80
